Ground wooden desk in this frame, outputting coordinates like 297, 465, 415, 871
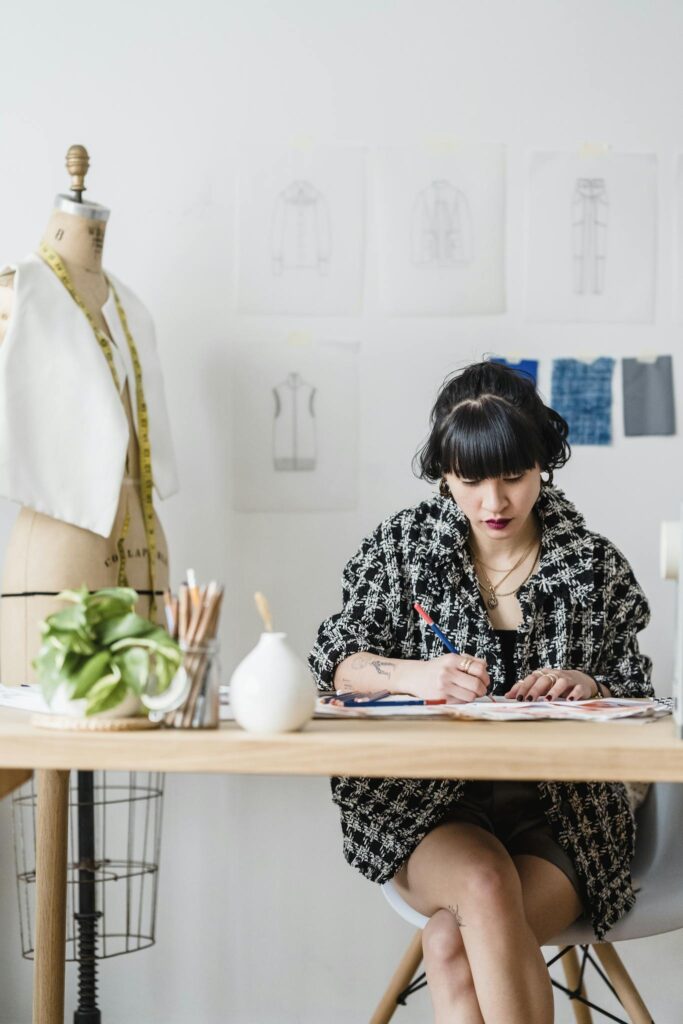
1, 709, 681, 1024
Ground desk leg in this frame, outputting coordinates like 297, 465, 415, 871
33, 769, 70, 1024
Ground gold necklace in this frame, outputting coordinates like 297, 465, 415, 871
470, 536, 537, 587
474, 545, 534, 572
475, 542, 540, 609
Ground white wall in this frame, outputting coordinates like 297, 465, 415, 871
1, 1, 682, 1020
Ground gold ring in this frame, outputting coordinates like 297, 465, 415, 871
461, 657, 473, 673
544, 673, 558, 684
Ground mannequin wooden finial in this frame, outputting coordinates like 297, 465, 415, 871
65, 145, 90, 199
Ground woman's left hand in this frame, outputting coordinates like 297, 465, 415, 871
508, 668, 599, 702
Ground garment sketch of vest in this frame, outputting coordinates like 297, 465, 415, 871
572, 178, 608, 295
411, 179, 474, 266
271, 180, 331, 276
272, 373, 317, 471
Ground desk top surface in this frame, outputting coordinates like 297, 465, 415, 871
0, 709, 681, 781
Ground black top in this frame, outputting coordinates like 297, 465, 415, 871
494, 629, 517, 693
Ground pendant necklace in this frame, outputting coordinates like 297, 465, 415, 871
471, 539, 540, 609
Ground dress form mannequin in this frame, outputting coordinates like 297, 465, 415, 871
0, 146, 171, 685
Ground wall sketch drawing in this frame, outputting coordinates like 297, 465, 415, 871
232, 337, 359, 512
674, 154, 683, 322
411, 180, 473, 266
271, 181, 331, 276
526, 151, 656, 323
236, 145, 366, 314
272, 372, 317, 470
376, 144, 505, 315
572, 178, 608, 295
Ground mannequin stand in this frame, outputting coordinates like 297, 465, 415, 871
74, 771, 101, 1024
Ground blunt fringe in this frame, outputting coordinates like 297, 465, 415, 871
413, 361, 571, 484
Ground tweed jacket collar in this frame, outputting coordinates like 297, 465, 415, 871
419, 484, 595, 610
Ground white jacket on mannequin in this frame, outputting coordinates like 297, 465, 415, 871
0, 253, 179, 537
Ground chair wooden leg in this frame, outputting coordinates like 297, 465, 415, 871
559, 946, 594, 1023
592, 944, 653, 1024
370, 930, 424, 1024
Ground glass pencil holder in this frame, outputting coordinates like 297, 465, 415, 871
143, 639, 222, 729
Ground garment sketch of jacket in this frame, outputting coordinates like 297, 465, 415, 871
572, 178, 608, 295
272, 372, 317, 471
271, 180, 331, 276
411, 179, 474, 266
309, 484, 653, 942
0, 253, 179, 537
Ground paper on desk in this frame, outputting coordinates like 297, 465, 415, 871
0, 684, 50, 713
314, 694, 672, 722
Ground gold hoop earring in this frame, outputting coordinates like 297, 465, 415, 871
540, 470, 553, 486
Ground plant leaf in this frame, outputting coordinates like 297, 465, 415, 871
70, 651, 112, 699
84, 667, 124, 716
112, 647, 150, 695
85, 588, 139, 627
44, 603, 88, 634
95, 613, 157, 647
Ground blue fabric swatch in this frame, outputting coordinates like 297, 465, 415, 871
551, 358, 614, 445
490, 357, 539, 385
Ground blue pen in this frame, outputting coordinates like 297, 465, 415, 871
414, 602, 459, 654
414, 601, 494, 702
411, 598, 458, 655
340, 697, 449, 707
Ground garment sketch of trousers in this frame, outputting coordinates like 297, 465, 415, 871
572, 178, 608, 295
271, 180, 331, 276
411, 179, 474, 266
272, 373, 317, 471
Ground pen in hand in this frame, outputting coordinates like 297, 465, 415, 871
414, 602, 495, 702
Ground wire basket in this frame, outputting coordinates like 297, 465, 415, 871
12, 770, 164, 961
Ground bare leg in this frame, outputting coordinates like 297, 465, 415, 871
421, 908, 484, 1024
394, 821, 583, 1024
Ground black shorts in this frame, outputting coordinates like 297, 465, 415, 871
440, 779, 585, 908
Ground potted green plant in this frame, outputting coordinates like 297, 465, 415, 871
34, 586, 182, 718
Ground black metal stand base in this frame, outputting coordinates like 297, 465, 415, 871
74, 771, 101, 1024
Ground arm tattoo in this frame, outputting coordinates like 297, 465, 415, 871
370, 659, 394, 677
447, 904, 465, 927
349, 652, 395, 677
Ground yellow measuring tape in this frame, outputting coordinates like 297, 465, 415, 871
38, 243, 158, 619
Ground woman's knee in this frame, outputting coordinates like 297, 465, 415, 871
459, 852, 523, 913
422, 908, 466, 963
422, 910, 475, 992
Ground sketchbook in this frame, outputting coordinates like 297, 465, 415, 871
314, 694, 673, 723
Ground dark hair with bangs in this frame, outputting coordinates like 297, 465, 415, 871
413, 361, 571, 485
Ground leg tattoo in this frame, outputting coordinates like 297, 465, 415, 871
447, 904, 465, 927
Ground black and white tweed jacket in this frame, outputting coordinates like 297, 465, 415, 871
308, 484, 654, 941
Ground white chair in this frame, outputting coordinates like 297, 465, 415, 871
371, 781, 683, 1023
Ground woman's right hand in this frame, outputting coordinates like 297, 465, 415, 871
411, 653, 490, 703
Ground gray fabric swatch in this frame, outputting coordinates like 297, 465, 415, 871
622, 356, 676, 436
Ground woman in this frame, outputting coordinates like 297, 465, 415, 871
309, 361, 653, 1024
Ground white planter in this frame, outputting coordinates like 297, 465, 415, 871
50, 682, 143, 719
229, 632, 316, 734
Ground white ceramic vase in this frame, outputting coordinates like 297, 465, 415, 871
229, 632, 316, 734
